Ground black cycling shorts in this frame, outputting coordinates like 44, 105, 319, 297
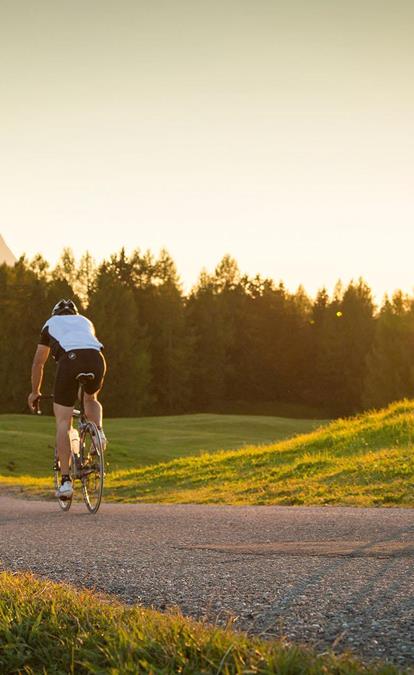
54, 349, 106, 407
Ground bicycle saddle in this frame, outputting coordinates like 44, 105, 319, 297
76, 372, 95, 384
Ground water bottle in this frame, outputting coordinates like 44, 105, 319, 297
70, 428, 80, 477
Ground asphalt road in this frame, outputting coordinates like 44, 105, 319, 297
1, 495, 413, 667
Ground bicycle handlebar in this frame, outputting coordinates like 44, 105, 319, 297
32, 395, 54, 415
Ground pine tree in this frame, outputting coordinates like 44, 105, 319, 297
77, 252, 97, 305
310, 283, 346, 414
52, 248, 77, 288
0, 258, 56, 411
87, 269, 151, 416
310, 280, 375, 415
187, 270, 229, 408
363, 292, 414, 408
137, 250, 193, 413
340, 279, 375, 412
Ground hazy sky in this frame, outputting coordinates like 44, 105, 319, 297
1, 0, 413, 298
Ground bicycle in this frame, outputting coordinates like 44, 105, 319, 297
34, 372, 105, 514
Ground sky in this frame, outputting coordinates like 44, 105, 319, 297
1, 0, 413, 299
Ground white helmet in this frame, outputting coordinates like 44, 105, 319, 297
51, 299, 79, 316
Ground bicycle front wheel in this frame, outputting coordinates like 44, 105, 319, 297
80, 423, 104, 513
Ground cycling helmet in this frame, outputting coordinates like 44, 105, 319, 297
51, 299, 79, 316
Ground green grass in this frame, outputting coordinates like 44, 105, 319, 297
0, 412, 324, 476
0, 572, 398, 674
98, 400, 414, 507
2, 402, 414, 506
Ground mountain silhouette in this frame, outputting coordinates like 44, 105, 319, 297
0, 234, 16, 265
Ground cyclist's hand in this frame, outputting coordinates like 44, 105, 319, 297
28, 392, 40, 412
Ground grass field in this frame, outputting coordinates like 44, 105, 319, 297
0, 572, 396, 674
0, 412, 324, 476
1, 401, 414, 506
95, 399, 414, 506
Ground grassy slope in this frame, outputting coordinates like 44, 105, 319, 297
0, 572, 396, 674
0, 412, 323, 476
103, 400, 414, 506
1, 402, 413, 506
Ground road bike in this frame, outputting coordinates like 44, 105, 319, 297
34, 373, 105, 514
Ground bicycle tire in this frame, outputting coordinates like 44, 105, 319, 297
80, 422, 104, 514
53, 448, 72, 512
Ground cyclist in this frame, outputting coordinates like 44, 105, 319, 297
28, 299, 107, 499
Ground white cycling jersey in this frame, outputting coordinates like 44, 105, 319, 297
40, 315, 103, 360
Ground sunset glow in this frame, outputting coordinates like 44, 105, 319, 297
1, 0, 413, 299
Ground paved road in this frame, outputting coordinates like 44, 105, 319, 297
1, 496, 413, 667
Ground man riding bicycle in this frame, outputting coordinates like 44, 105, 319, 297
28, 299, 107, 500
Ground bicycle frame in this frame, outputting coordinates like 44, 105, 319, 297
34, 382, 105, 513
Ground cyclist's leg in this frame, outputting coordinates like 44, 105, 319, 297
53, 403, 74, 475
82, 350, 106, 427
84, 391, 107, 450
53, 354, 78, 476
84, 391, 103, 427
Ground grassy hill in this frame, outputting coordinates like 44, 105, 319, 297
1, 401, 414, 506
0, 412, 324, 476
0, 572, 395, 674
94, 399, 414, 506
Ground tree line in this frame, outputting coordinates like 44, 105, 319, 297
1, 248, 413, 418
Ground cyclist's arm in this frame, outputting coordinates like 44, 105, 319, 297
28, 345, 50, 409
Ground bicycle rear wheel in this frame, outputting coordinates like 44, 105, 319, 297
53, 448, 72, 512
80, 423, 104, 513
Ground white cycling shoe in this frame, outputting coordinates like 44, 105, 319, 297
56, 480, 73, 500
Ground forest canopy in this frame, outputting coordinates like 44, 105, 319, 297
1, 248, 413, 418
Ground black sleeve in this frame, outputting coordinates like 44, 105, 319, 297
39, 326, 50, 347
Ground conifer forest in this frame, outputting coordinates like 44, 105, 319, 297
1, 248, 413, 418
